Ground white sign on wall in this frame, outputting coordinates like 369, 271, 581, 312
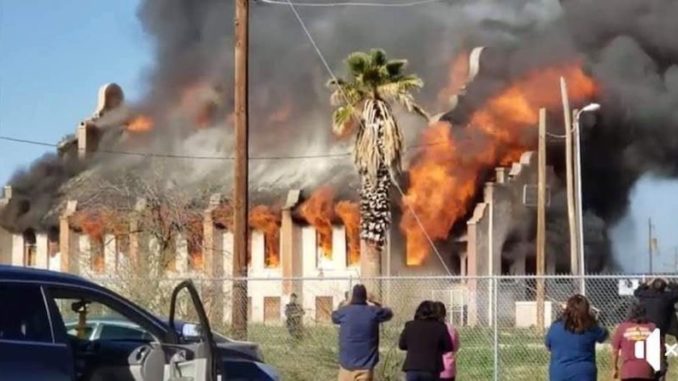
618, 278, 641, 296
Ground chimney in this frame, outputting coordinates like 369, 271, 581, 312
495, 168, 506, 184
281, 189, 301, 295
77, 122, 100, 160
76, 83, 126, 160
0, 186, 11, 207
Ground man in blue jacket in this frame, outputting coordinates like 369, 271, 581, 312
332, 284, 393, 381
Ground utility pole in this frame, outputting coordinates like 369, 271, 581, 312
536, 108, 546, 332
572, 108, 585, 295
233, 0, 249, 340
648, 218, 653, 274
560, 77, 578, 278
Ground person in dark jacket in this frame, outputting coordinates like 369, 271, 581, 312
332, 284, 393, 381
399, 301, 455, 381
634, 278, 678, 336
285, 293, 305, 340
633, 278, 678, 379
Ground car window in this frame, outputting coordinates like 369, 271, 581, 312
99, 324, 150, 341
0, 284, 52, 343
52, 297, 156, 342
65, 323, 95, 339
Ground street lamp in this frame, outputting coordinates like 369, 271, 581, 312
574, 103, 600, 295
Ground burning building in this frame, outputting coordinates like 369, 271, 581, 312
0, 79, 564, 325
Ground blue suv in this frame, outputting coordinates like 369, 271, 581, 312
0, 265, 279, 381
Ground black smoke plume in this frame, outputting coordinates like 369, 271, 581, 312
3, 0, 678, 273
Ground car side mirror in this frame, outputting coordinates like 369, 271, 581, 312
182, 323, 202, 339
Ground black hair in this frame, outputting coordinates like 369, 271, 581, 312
652, 278, 667, 292
414, 300, 437, 321
432, 301, 447, 322
350, 284, 367, 305
627, 302, 649, 324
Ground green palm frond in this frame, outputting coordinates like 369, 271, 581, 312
362, 68, 382, 89
369, 49, 387, 67
328, 80, 364, 107
385, 59, 407, 77
328, 49, 427, 138
346, 52, 371, 78
396, 74, 424, 91
332, 104, 359, 136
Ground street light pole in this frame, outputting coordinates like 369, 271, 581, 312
573, 103, 600, 295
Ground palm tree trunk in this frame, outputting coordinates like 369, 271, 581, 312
359, 164, 390, 296
359, 165, 391, 249
356, 98, 400, 296
360, 239, 382, 298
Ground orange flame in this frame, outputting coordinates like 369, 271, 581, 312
300, 187, 335, 259
127, 115, 154, 132
335, 201, 360, 265
71, 209, 128, 241
401, 64, 597, 266
71, 209, 128, 273
249, 205, 282, 268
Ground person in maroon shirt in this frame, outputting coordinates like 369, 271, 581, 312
611, 303, 661, 380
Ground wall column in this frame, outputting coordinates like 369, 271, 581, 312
281, 190, 301, 296
59, 201, 80, 274
204, 194, 225, 324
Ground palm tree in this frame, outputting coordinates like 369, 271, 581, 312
328, 49, 428, 278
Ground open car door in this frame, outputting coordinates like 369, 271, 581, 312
139, 280, 220, 381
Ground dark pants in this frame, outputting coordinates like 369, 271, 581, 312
405, 371, 439, 381
440, 378, 455, 381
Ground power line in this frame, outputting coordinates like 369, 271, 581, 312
260, 0, 446, 7
0, 134, 449, 161
283, 0, 451, 275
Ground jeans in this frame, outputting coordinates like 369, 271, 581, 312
405, 371, 439, 381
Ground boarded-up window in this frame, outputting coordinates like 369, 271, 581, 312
48, 228, 59, 258
163, 237, 177, 272
23, 230, 37, 267
315, 296, 333, 323
187, 236, 203, 271
115, 235, 130, 261
263, 297, 281, 323
90, 238, 105, 273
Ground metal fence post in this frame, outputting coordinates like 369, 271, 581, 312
493, 275, 499, 381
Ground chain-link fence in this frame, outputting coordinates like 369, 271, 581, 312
90, 274, 678, 380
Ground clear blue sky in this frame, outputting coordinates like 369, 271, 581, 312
0, 1, 677, 273
0, 0, 150, 185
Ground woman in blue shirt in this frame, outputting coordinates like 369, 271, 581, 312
545, 294, 608, 381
